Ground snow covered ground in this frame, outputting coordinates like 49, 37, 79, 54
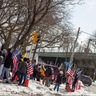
92, 81, 96, 86
0, 79, 96, 96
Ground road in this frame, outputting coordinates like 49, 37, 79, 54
87, 85, 96, 94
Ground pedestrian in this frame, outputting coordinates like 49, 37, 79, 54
0, 51, 3, 66
0, 51, 4, 76
32, 60, 36, 68
30, 60, 36, 79
72, 72, 78, 91
36, 70, 41, 81
54, 71, 63, 92
33, 65, 38, 80
1, 52, 13, 83
11, 58, 28, 85
26, 58, 33, 76
42, 66, 52, 87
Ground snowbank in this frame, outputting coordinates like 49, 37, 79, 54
0, 79, 96, 96
92, 81, 96, 86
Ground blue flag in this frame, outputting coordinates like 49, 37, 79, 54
64, 62, 71, 66
16, 53, 21, 63
70, 64, 74, 71
16, 48, 21, 63
12, 49, 18, 57
77, 71, 82, 79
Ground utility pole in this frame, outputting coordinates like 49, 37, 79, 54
69, 27, 80, 67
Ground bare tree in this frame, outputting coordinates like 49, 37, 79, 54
0, 0, 83, 52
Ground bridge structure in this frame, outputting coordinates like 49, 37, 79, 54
38, 52, 96, 59
38, 52, 96, 67
38, 52, 96, 79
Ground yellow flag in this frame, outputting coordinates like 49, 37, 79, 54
22, 52, 27, 61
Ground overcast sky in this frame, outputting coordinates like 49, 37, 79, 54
71, 0, 96, 43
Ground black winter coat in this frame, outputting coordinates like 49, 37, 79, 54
36, 72, 41, 79
45, 68, 52, 77
33, 65, 38, 77
4, 53, 13, 68
73, 74, 78, 83
56, 73, 63, 84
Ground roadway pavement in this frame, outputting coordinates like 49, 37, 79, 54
87, 84, 96, 94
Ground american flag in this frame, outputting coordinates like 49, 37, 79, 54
67, 71, 74, 85
75, 79, 79, 90
12, 49, 21, 78
27, 62, 33, 75
12, 55, 18, 78
66, 64, 74, 77
75, 71, 82, 90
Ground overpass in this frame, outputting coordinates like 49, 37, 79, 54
38, 52, 96, 80
38, 52, 96, 59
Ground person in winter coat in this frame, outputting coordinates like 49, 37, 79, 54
1, 52, 13, 83
33, 65, 38, 80
36, 71, 41, 81
42, 66, 52, 87
0, 51, 3, 67
54, 71, 63, 92
72, 72, 78, 90
30, 60, 36, 79
12, 58, 28, 85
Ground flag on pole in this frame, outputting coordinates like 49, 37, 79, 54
12, 49, 21, 78
67, 71, 74, 85
77, 71, 82, 79
27, 62, 33, 75
12, 49, 18, 57
41, 64, 46, 76
66, 64, 74, 77
64, 62, 71, 66
75, 79, 79, 90
75, 71, 82, 90
12, 55, 18, 78
22, 52, 27, 61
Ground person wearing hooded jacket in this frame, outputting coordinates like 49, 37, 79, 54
1, 52, 13, 83
54, 71, 63, 92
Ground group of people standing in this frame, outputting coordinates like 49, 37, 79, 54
0, 49, 32, 85
31, 63, 64, 92
0, 48, 79, 93
0, 49, 65, 93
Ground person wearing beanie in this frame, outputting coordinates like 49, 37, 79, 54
54, 71, 63, 92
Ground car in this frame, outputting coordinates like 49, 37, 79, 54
37, 63, 59, 79
80, 75, 93, 86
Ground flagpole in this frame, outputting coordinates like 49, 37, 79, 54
69, 27, 80, 68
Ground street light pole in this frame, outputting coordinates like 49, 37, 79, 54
69, 27, 80, 67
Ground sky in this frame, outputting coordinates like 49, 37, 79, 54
71, 0, 96, 44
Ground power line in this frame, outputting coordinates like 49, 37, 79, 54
80, 31, 96, 37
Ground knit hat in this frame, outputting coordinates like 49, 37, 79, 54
2, 49, 7, 54
60, 71, 63, 75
